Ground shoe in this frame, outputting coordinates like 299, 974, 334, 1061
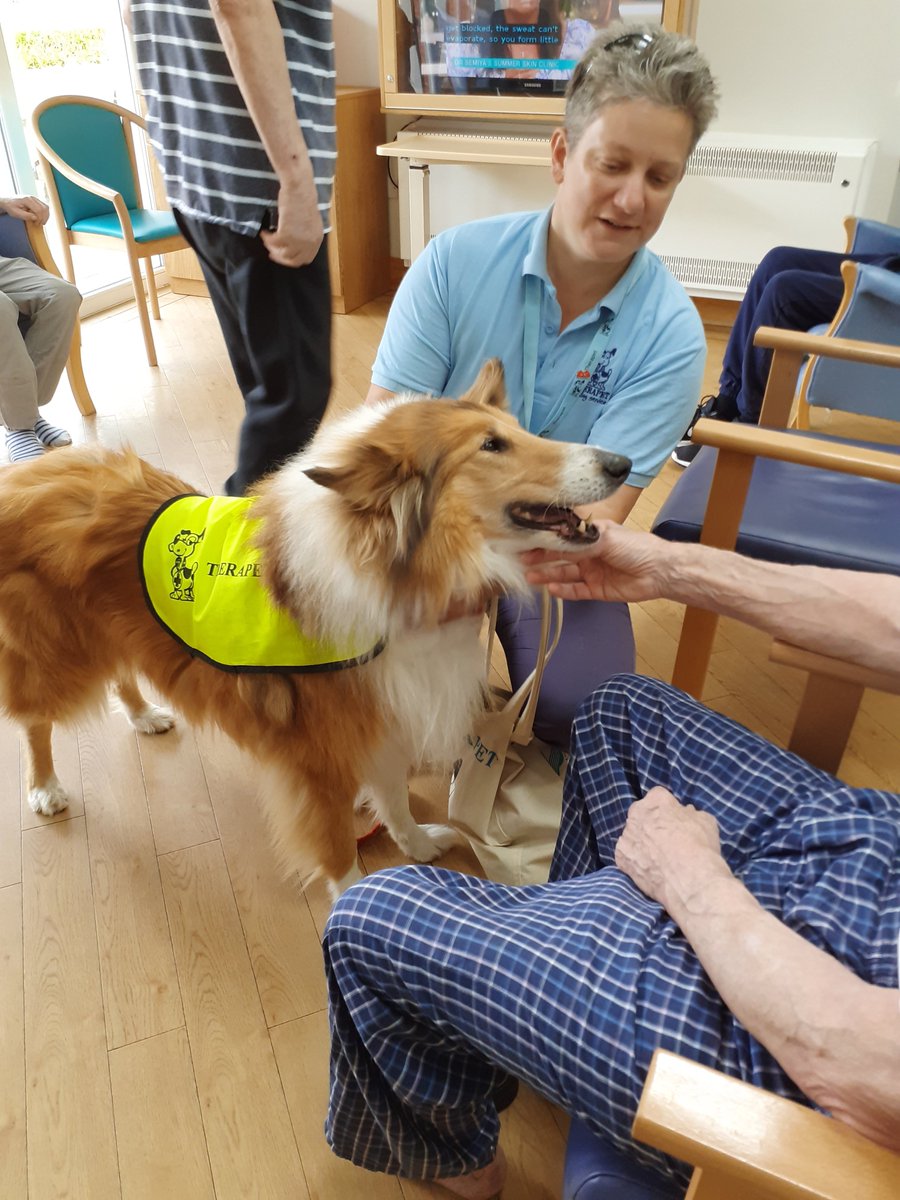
671, 434, 703, 468
670, 394, 735, 468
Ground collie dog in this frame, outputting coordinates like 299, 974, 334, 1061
0, 361, 630, 895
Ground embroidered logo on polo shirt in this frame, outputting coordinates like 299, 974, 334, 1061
579, 347, 618, 406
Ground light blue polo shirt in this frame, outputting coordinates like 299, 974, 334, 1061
372, 207, 706, 488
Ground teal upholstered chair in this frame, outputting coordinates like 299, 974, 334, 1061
31, 95, 187, 367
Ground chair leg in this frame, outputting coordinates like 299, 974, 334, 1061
60, 237, 76, 285
125, 244, 157, 367
143, 256, 161, 320
65, 328, 95, 416
671, 450, 755, 699
788, 673, 864, 774
672, 608, 720, 699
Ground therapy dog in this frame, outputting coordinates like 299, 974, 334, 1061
0, 361, 630, 896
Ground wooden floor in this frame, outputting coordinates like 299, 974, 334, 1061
1, 289, 897, 1200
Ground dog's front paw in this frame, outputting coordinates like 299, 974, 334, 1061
28, 779, 69, 816
401, 822, 462, 863
129, 704, 176, 735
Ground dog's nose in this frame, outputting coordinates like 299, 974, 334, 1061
601, 453, 632, 480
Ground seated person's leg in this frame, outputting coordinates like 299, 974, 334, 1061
0, 290, 44, 462
495, 591, 634, 747
22, 270, 81, 414
0, 260, 78, 456
556, 676, 900, 979
324, 861, 709, 1192
554, 674, 851, 875
325, 677, 900, 1192
719, 246, 849, 412
738, 262, 847, 421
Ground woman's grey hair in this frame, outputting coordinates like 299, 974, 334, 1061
564, 21, 719, 152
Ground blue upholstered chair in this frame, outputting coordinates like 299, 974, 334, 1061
563, 1117, 679, 1199
650, 260, 900, 773
31, 95, 187, 368
0, 209, 94, 415
844, 214, 900, 257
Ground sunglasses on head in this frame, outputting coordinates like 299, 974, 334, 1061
603, 30, 657, 53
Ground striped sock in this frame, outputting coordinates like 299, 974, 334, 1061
5, 429, 45, 463
33, 416, 72, 448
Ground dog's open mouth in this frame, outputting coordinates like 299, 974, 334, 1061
507, 503, 600, 544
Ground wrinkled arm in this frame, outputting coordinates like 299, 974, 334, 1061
208, 0, 322, 266
657, 539, 900, 674
616, 791, 900, 1152
526, 525, 900, 675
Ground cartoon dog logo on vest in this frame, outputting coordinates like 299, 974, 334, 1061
168, 528, 205, 601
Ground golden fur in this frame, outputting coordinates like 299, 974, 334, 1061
0, 362, 628, 894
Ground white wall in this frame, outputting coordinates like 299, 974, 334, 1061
334, 0, 900, 254
333, 0, 381, 87
695, 0, 900, 223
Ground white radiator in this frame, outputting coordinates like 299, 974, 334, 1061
648, 134, 880, 300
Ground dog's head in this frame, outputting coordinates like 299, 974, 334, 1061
294, 360, 630, 615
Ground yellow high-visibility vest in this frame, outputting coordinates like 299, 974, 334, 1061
140, 495, 383, 673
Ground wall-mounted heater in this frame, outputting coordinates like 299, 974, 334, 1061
648, 134, 881, 299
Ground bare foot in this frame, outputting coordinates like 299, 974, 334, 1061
435, 1144, 507, 1199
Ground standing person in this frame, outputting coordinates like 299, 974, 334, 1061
0, 195, 79, 463
671, 237, 900, 466
127, 0, 336, 496
366, 22, 719, 747
323, 524, 900, 1197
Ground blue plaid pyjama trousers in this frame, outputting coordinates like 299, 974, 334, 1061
323, 675, 900, 1188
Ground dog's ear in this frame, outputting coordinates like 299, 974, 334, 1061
304, 454, 435, 571
304, 464, 352, 492
389, 473, 434, 570
461, 359, 507, 410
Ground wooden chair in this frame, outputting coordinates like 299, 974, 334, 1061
31, 95, 187, 368
0, 210, 95, 416
634, 1050, 900, 1200
652, 314, 900, 774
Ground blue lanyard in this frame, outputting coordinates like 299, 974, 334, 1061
521, 273, 621, 436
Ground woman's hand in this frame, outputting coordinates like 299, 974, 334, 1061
614, 787, 733, 914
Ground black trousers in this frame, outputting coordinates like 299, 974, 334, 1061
174, 210, 332, 496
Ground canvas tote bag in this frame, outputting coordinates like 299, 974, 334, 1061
448, 588, 568, 886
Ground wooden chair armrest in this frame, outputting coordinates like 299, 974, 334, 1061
23, 220, 65, 279
769, 640, 900, 695
691, 419, 900, 484
633, 1050, 900, 1200
843, 214, 858, 253
36, 143, 119, 205
754, 326, 900, 369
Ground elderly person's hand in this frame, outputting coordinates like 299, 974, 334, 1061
523, 522, 675, 605
614, 787, 734, 914
1, 195, 50, 224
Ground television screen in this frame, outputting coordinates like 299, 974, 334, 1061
392, 0, 666, 102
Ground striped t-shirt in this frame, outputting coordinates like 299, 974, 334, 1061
130, 0, 336, 237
